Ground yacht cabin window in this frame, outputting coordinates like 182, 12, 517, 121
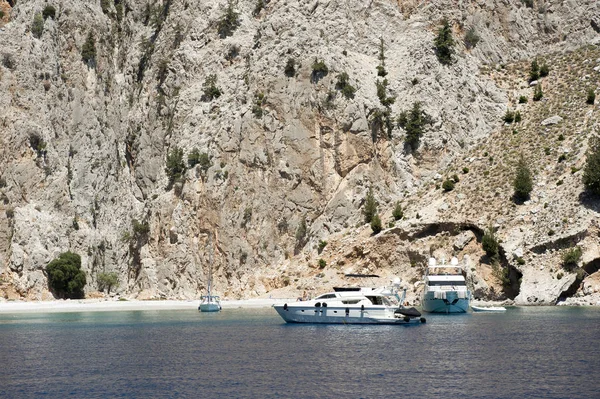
315, 293, 336, 299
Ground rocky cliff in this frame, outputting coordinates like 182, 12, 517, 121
1, 0, 599, 304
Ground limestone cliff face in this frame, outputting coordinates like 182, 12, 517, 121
0, 0, 599, 303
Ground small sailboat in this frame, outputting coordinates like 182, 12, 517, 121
198, 232, 221, 313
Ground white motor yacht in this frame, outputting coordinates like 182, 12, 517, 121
273, 275, 426, 325
421, 256, 471, 313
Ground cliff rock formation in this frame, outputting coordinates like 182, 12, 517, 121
1, 0, 599, 305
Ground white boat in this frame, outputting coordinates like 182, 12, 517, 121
421, 256, 471, 314
471, 305, 506, 312
198, 232, 222, 313
273, 275, 426, 325
199, 294, 222, 312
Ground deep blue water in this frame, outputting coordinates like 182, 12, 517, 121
1, 307, 600, 398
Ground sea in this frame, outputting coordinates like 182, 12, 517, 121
1, 306, 600, 398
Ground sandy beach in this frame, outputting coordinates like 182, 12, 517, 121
0, 297, 296, 314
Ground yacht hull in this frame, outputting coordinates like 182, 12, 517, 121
199, 303, 221, 312
273, 305, 424, 324
421, 294, 469, 313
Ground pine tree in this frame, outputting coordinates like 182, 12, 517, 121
482, 225, 499, 263
583, 136, 600, 196
513, 156, 533, 202
398, 102, 433, 150
533, 84, 543, 101
392, 201, 403, 220
362, 187, 378, 224
370, 214, 382, 234
81, 32, 97, 67
434, 19, 455, 65
529, 59, 540, 82
32, 13, 44, 39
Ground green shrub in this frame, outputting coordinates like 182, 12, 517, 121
81, 32, 97, 67
43, 6, 56, 20
97, 272, 119, 294
539, 63, 549, 77
503, 109, 515, 124
562, 247, 582, 271
29, 133, 47, 158
529, 59, 539, 82
32, 13, 44, 39
513, 156, 533, 202
377, 38, 387, 77
217, 0, 240, 39
284, 58, 296, 77
0, 10, 4, 19
318, 240, 327, 254
533, 84, 543, 101
464, 26, 480, 49
482, 225, 499, 262
514, 111, 522, 123
188, 149, 211, 171
202, 74, 221, 101
557, 272, 563, 280
516, 257, 526, 265
295, 216, 308, 253
252, 92, 266, 118
318, 258, 327, 269
376, 79, 395, 107
558, 154, 566, 163
519, 95, 528, 104
398, 102, 432, 150
132, 219, 150, 237
369, 107, 394, 140
370, 214, 382, 234
442, 179, 455, 191
335, 72, 356, 99
165, 146, 186, 188
392, 201, 403, 220
583, 136, 600, 196
434, 18, 455, 65
452, 174, 460, 183
587, 88, 596, 105
362, 187, 378, 224
311, 59, 328, 83
462, 167, 469, 174
46, 252, 86, 299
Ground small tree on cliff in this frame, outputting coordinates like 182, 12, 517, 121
482, 225, 499, 264
583, 136, 600, 197
97, 272, 119, 294
370, 214, 383, 234
46, 252, 86, 299
434, 18, 455, 65
513, 155, 533, 202
362, 187, 378, 224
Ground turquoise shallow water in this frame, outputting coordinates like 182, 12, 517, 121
1, 306, 600, 398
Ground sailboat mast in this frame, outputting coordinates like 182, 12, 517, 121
207, 231, 214, 297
